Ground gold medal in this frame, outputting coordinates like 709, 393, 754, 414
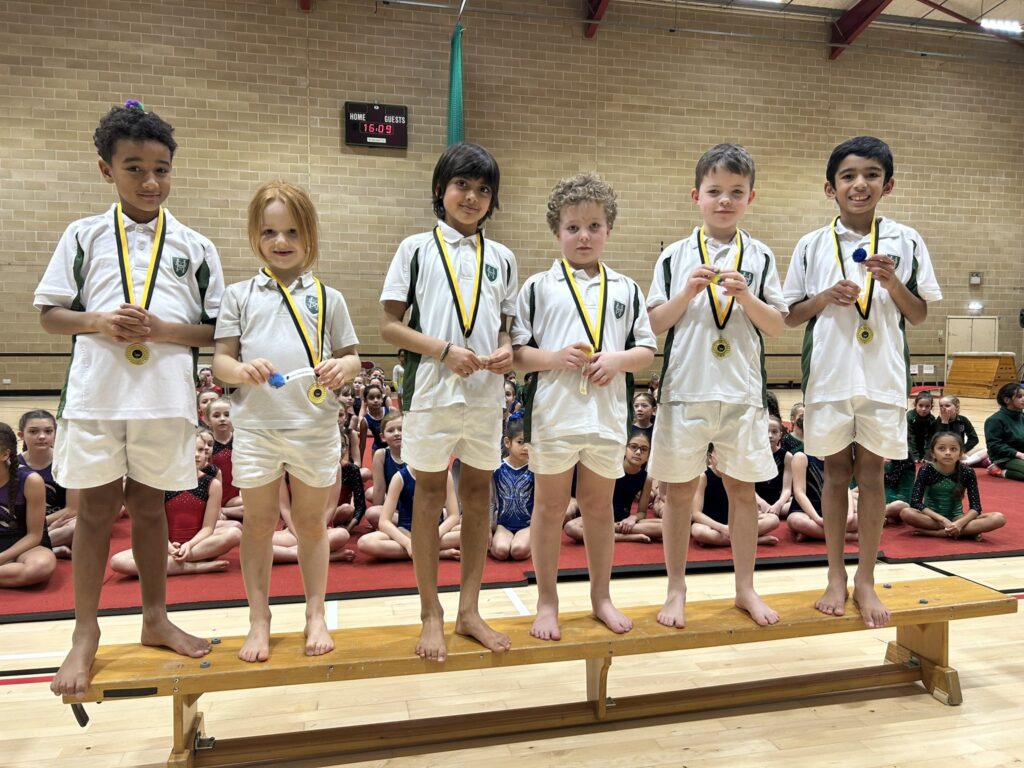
578, 342, 595, 395
125, 343, 150, 365
831, 216, 880, 321
699, 226, 744, 335
856, 325, 874, 345
307, 381, 327, 404
711, 337, 731, 359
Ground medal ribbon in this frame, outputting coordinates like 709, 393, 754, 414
698, 226, 744, 330
433, 226, 484, 339
559, 259, 607, 353
831, 216, 879, 320
262, 268, 326, 368
114, 203, 167, 309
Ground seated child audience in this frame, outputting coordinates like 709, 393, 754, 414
882, 457, 916, 523
325, 431, 366, 530
489, 415, 535, 560
691, 445, 780, 547
357, 467, 462, 561
984, 383, 1024, 481
754, 415, 792, 519
0, 422, 56, 588
901, 432, 1006, 538
364, 412, 405, 529
564, 430, 659, 544
392, 349, 406, 414
273, 474, 355, 563
907, 391, 937, 462
110, 430, 242, 576
358, 382, 390, 460
787, 451, 858, 542
934, 395, 979, 457
205, 397, 243, 520
197, 388, 220, 427
631, 392, 656, 441
18, 409, 77, 558
197, 366, 223, 395
781, 402, 805, 455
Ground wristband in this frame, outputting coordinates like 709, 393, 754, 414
439, 341, 454, 362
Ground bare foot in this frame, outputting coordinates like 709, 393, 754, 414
51, 626, 100, 698
141, 617, 211, 658
735, 589, 780, 626
657, 588, 686, 628
814, 576, 849, 617
852, 581, 891, 628
416, 613, 447, 662
757, 535, 779, 546
455, 610, 511, 653
329, 549, 356, 562
593, 599, 632, 634
168, 560, 229, 576
304, 614, 335, 656
52, 545, 72, 559
238, 617, 271, 663
439, 548, 461, 560
530, 602, 561, 641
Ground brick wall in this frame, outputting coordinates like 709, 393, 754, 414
2, 0, 1022, 392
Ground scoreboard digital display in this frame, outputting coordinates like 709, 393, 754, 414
344, 102, 408, 149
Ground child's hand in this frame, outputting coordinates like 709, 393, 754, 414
315, 358, 349, 390
865, 254, 897, 289
443, 345, 484, 378
716, 270, 750, 298
618, 515, 639, 533
173, 542, 192, 562
820, 280, 861, 307
240, 358, 275, 386
483, 344, 513, 374
685, 264, 717, 298
586, 350, 623, 387
95, 307, 151, 342
550, 342, 592, 371
130, 307, 171, 342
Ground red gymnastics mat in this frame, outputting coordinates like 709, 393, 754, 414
2, 475, 1020, 624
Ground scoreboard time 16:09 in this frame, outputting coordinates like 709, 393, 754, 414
344, 102, 408, 149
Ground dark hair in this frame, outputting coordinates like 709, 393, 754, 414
1, 423, 20, 504
825, 136, 893, 187
627, 428, 651, 446
996, 382, 1023, 408
694, 143, 755, 189
633, 392, 656, 409
913, 391, 933, 406
18, 409, 57, 452
364, 383, 384, 400
431, 143, 501, 226
927, 431, 966, 497
94, 103, 177, 163
505, 416, 525, 442
765, 391, 781, 420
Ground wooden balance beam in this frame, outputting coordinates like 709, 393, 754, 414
64, 576, 1016, 767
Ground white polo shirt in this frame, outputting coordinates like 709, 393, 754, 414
34, 204, 224, 422
215, 271, 359, 429
380, 220, 518, 411
783, 217, 942, 408
648, 228, 787, 408
511, 260, 657, 445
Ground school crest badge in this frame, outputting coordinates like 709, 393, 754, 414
305, 296, 319, 314
891, 255, 901, 269
172, 257, 189, 278
740, 270, 754, 286
613, 300, 626, 319
485, 264, 498, 282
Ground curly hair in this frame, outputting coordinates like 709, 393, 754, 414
0, 423, 19, 507
545, 172, 618, 234
93, 103, 177, 163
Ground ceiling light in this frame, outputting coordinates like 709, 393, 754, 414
980, 18, 1022, 34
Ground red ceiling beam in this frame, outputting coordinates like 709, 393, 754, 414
584, 0, 611, 39
829, 0, 894, 59
913, 0, 1024, 50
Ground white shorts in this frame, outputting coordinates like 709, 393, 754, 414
54, 418, 195, 491
233, 423, 340, 489
805, 397, 907, 459
648, 402, 776, 483
528, 436, 624, 480
402, 404, 501, 473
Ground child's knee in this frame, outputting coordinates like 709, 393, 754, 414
510, 540, 531, 560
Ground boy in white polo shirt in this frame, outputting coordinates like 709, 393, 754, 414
512, 172, 656, 641
647, 144, 788, 629
35, 101, 225, 697
380, 143, 518, 663
783, 136, 941, 628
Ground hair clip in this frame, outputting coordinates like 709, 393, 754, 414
124, 99, 145, 112
507, 411, 524, 422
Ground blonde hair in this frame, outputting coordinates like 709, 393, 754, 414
248, 180, 320, 271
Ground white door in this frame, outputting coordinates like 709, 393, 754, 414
944, 316, 1000, 376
